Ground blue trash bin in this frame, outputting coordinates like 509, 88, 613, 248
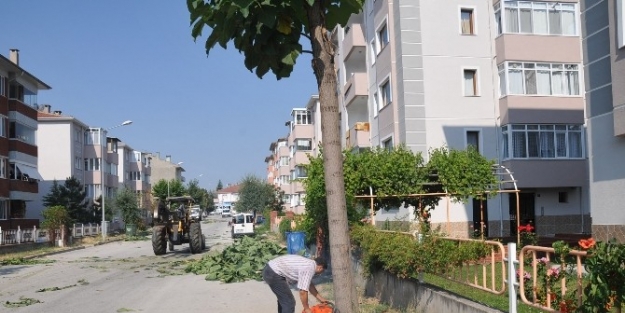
286, 231, 306, 255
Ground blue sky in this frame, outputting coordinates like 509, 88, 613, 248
0, 1, 317, 190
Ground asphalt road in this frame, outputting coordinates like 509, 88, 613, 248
0, 216, 309, 313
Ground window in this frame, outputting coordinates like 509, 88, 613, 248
129, 171, 142, 181
277, 141, 287, 148
85, 129, 101, 145
498, 62, 580, 96
293, 110, 312, 125
382, 137, 393, 150
0, 200, 7, 220
463, 69, 478, 96
461, 8, 475, 34
295, 139, 312, 151
279, 156, 289, 167
496, 1, 577, 36
373, 92, 380, 113
501, 124, 583, 159
466, 131, 480, 152
293, 166, 308, 179
558, 191, 568, 203
377, 22, 389, 53
0, 157, 6, 178
9, 122, 36, 145
0, 76, 4, 97
279, 175, 290, 185
74, 157, 82, 170
84, 184, 102, 199
84, 158, 101, 171
380, 80, 392, 107
111, 164, 118, 176
0, 117, 6, 137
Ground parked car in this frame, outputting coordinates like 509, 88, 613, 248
231, 213, 255, 238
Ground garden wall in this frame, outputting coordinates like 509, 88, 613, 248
350, 258, 504, 313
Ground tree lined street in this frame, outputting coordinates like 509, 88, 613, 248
0, 217, 308, 313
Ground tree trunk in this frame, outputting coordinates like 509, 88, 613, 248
306, 3, 358, 313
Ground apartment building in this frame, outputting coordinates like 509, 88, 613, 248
268, 138, 290, 208
148, 154, 185, 184
265, 96, 322, 214
0, 49, 50, 229
35, 105, 89, 219
118, 142, 152, 211
581, 0, 625, 241
329, 0, 588, 238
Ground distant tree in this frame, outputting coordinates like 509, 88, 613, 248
42, 180, 64, 208
236, 175, 275, 214
216, 179, 223, 191
152, 179, 186, 200
42, 177, 92, 223
114, 187, 140, 225
187, 179, 205, 207
204, 189, 217, 213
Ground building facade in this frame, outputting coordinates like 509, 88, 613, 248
35, 105, 89, 220
581, 0, 625, 241
267, 0, 590, 238
118, 142, 152, 212
0, 49, 50, 229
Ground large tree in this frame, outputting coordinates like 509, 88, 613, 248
152, 179, 186, 200
236, 174, 275, 214
43, 177, 92, 223
188, 1, 363, 311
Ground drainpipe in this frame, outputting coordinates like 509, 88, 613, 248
579, 186, 584, 233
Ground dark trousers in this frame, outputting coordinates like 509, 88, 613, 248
263, 264, 296, 313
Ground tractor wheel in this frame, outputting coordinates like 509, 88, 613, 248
189, 223, 202, 254
152, 225, 167, 255
201, 235, 206, 250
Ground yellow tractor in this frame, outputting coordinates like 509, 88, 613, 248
151, 196, 205, 255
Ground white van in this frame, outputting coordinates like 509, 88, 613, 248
231, 213, 255, 238
221, 207, 231, 218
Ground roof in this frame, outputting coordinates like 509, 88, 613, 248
217, 184, 240, 194
0, 54, 51, 90
37, 111, 90, 128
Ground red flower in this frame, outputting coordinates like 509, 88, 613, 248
518, 224, 534, 232
578, 238, 596, 250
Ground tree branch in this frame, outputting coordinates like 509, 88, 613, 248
302, 50, 313, 55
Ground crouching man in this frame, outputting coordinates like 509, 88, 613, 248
262, 254, 328, 313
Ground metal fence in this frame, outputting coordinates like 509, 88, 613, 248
0, 223, 102, 246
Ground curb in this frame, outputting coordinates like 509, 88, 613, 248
20, 237, 126, 260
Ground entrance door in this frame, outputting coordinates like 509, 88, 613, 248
509, 193, 536, 235
472, 198, 488, 237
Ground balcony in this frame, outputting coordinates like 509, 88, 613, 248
502, 159, 587, 188
345, 122, 371, 149
343, 73, 368, 108
343, 22, 366, 63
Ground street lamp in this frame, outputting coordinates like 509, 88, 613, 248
101, 120, 133, 240
167, 162, 184, 198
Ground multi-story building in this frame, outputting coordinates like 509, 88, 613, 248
148, 153, 185, 185
325, 0, 588, 238
36, 105, 89, 217
215, 184, 240, 211
0, 49, 50, 229
581, 0, 625, 241
118, 142, 152, 212
268, 138, 290, 208
265, 96, 323, 214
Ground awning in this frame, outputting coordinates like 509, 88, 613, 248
17, 165, 43, 182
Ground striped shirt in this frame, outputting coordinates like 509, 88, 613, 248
267, 255, 316, 291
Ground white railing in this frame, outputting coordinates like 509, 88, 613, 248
0, 223, 103, 246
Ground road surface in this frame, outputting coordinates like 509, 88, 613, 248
0, 216, 313, 313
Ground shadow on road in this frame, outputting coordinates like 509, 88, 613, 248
0, 265, 31, 276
